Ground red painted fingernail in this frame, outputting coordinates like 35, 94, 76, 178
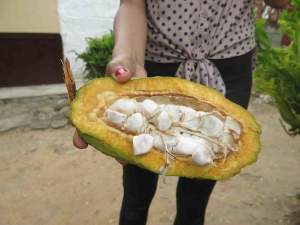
115, 68, 122, 77
115, 66, 128, 77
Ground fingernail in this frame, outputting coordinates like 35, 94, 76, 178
115, 66, 128, 77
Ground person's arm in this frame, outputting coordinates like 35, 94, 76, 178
106, 0, 147, 82
73, 0, 147, 149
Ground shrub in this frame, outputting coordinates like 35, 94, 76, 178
254, 0, 300, 135
77, 32, 114, 79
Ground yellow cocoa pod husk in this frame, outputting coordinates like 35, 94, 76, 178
70, 77, 261, 180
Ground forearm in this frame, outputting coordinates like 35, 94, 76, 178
113, 0, 147, 66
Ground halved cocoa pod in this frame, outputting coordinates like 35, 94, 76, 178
70, 77, 261, 180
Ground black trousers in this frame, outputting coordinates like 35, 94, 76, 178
119, 51, 253, 225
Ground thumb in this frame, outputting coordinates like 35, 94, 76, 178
73, 129, 88, 149
106, 56, 135, 83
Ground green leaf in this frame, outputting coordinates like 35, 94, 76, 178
255, 19, 272, 50
76, 31, 114, 79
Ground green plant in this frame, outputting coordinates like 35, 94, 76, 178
254, 0, 300, 135
255, 18, 273, 50
77, 31, 114, 79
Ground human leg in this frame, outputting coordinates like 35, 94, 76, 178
119, 164, 159, 225
173, 178, 216, 225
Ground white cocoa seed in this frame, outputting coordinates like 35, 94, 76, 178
110, 98, 139, 115
133, 134, 154, 155
141, 99, 158, 117
163, 104, 182, 123
151, 132, 165, 151
173, 136, 198, 155
224, 116, 241, 135
191, 137, 214, 165
125, 113, 146, 134
105, 109, 127, 127
192, 141, 213, 166
180, 106, 198, 121
220, 132, 235, 146
154, 111, 172, 131
199, 115, 224, 137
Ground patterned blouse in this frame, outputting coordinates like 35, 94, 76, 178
145, 0, 256, 94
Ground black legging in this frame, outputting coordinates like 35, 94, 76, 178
119, 50, 254, 225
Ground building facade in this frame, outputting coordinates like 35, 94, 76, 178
0, 0, 118, 97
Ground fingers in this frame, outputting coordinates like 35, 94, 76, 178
106, 55, 134, 83
73, 130, 88, 149
106, 55, 147, 83
112, 65, 132, 83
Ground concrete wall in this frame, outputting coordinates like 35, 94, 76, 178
0, 0, 60, 33
58, 0, 119, 81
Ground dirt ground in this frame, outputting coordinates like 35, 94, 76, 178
0, 99, 299, 225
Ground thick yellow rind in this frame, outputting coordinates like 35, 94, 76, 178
70, 77, 261, 180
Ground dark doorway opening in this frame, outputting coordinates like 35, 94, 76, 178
0, 33, 64, 87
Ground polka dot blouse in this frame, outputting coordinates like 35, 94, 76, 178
145, 0, 256, 94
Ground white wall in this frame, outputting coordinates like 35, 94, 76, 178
58, 0, 119, 81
